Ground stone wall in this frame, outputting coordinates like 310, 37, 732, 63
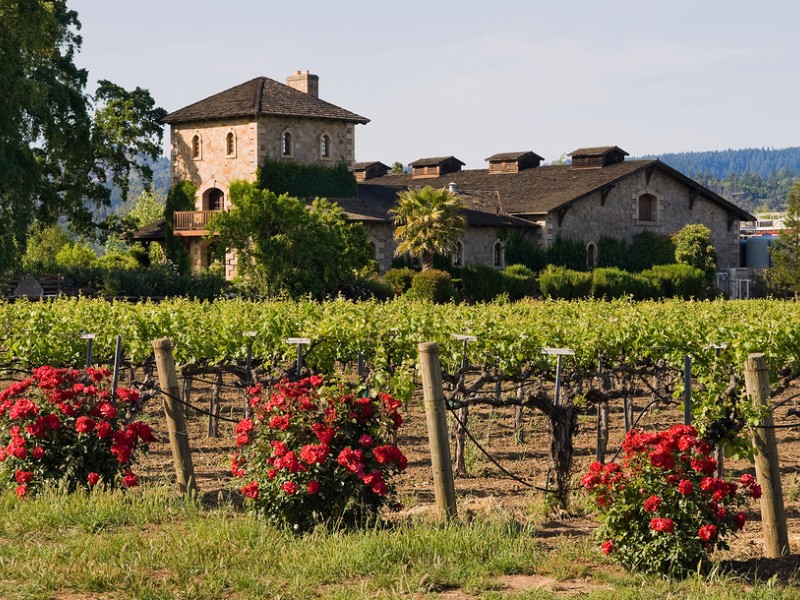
362, 223, 517, 272
546, 169, 741, 269
170, 119, 258, 209
257, 117, 354, 169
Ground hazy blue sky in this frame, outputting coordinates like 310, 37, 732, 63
70, 0, 799, 169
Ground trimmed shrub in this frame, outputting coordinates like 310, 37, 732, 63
460, 263, 506, 302
546, 236, 587, 271
503, 264, 538, 300
628, 232, 675, 272
504, 232, 547, 271
591, 267, 658, 300
383, 267, 416, 295
538, 266, 592, 299
597, 236, 629, 269
345, 276, 395, 301
410, 269, 453, 303
646, 263, 710, 299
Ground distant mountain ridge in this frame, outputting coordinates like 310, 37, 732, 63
638, 147, 800, 213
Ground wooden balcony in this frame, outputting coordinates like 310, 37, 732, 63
173, 210, 219, 236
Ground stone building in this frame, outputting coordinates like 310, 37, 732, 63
352, 147, 754, 272
158, 71, 368, 277
145, 71, 754, 278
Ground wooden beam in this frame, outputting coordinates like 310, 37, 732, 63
688, 188, 699, 210
600, 185, 615, 206
557, 205, 571, 226
645, 164, 657, 185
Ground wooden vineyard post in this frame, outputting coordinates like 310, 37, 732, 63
153, 338, 197, 498
744, 353, 789, 558
418, 342, 457, 521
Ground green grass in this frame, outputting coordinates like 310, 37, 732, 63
0, 487, 798, 599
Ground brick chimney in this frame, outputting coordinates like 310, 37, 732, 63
286, 70, 319, 98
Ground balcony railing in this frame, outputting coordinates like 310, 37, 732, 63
174, 210, 219, 232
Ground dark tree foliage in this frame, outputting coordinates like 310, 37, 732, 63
627, 232, 675, 272
210, 181, 372, 298
258, 160, 357, 199
0, 0, 165, 272
164, 181, 197, 274
769, 182, 800, 296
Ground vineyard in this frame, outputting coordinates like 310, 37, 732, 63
2, 297, 800, 503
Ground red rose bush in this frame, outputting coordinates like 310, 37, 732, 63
233, 376, 407, 531
582, 424, 760, 576
0, 367, 155, 496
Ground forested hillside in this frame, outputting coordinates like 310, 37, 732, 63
641, 147, 800, 213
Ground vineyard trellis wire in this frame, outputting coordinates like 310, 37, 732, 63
3, 297, 800, 505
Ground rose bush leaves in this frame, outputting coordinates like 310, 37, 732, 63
582, 425, 760, 577
0, 367, 155, 496
232, 376, 407, 531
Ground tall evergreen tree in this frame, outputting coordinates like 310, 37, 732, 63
770, 182, 800, 296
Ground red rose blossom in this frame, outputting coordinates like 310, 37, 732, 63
650, 517, 675, 533
87, 472, 100, 486
677, 479, 693, 495
643, 495, 662, 513
698, 524, 718, 541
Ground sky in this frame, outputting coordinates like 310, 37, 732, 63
69, 0, 800, 170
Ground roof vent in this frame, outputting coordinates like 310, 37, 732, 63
485, 151, 544, 174
448, 182, 457, 193
353, 161, 389, 181
409, 156, 465, 178
569, 146, 628, 168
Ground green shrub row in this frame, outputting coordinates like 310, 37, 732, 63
539, 264, 712, 300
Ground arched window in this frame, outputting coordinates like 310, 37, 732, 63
226, 131, 236, 157
282, 131, 293, 156
587, 242, 597, 269
452, 241, 464, 267
191, 134, 201, 159
638, 193, 656, 223
492, 240, 504, 268
320, 134, 331, 159
206, 188, 224, 211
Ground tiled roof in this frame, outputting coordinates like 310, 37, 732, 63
334, 187, 535, 228
131, 219, 166, 241
485, 151, 544, 162
569, 146, 629, 158
162, 77, 369, 125
358, 160, 754, 220
409, 156, 465, 167
353, 161, 390, 170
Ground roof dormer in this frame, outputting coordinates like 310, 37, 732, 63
353, 161, 390, 181
486, 151, 544, 174
569, 146, 629, 168
410, 156, 465, 178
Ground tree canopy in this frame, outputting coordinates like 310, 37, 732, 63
209, 181, 372, 298
672, 224, 718, 284
390, 185, 466, 271
769, 182, 800, 296
0, 0, 165, 272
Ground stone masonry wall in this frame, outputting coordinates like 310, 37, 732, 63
363, 223, 514, 272
257, 117, 354, 169
171, 119, 258, 209
546, 169, 741, 269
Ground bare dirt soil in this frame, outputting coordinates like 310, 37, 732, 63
132, 371, 800, 595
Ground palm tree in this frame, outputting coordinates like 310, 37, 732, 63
390, 185, 466, 271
